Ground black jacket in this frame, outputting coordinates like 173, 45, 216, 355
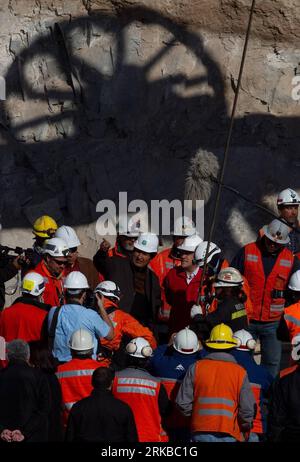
0, 361, 51, 441
268, 365, 300, 442
93, 250, 161, 325
65, 388, 138, 442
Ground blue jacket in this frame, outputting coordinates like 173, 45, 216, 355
231, 349, 273, 433
148, 344, 206, 380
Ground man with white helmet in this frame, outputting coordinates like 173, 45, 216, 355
55, 225, 99, 289
277, 270, 300, 343
231, 219, 300, 377
0, 272, 50, 342
258, 189, 300, 255
231, 329, 274, 442
93, 232, 161, 328
94, 280, 156, 369
56, 328, 101, 423
148, 216, 196, 326
32, 237, 69, 307
190, 267, 249, 341
163, 233, 204, 333
47, 271, 114, 363
112, 337, 170, 442
149, 328, 205, 441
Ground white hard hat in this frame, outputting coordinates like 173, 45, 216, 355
69, 329, 94, 352
214, 267, 244, 288
172, 216, 196, 237
173, 327, 200, 354
94, 281, 121, 302
288, 271, 300, 291
233, 329, 256, 351
55, 225, 81, 248
177, 234, 203, 252
64, 271, 89, 290
263, 219, 290, 245
21, 272, 45, 297
134, 233, 159, 253
44, 237, 70, 257
194, 241, 221, 266
277, 188, 300, 206
125, 337, 153, 358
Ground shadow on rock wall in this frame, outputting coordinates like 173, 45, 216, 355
0, 6, 299, 255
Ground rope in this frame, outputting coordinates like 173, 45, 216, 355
196, 0, 257, 305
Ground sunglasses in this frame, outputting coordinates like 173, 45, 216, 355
52, 258, 68, 266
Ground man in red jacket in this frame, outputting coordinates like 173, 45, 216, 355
163, 234, 203, 334
33, 237, 69, 307
0, 272, 50, 342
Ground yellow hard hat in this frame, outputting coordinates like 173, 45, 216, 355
205, 323, 238, 350
32, 215, 58, 238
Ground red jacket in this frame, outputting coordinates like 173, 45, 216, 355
244, 243, 294, 321
164, 266, 203, 334
33, 260, 65, 307
148, 247, 181, 322
283, 302, 300, 341
0, 297, 50, 342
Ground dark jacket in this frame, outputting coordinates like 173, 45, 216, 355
268, 365, 300, 441
65, 388, 138, 442
93, 250, 161, 326
0, 361, 51, 441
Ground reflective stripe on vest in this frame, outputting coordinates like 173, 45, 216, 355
118, 377, 158, 388
231, 309, 247, 320
270, 304, 285, 312
245, 254, 259, 262
279, 259, 293, 268
117, 386, 156, 396
198, 397, 235, 418
284, 314, 300, 327
56, 369, 95, 379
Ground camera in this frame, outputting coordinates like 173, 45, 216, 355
0, 245, 35, 269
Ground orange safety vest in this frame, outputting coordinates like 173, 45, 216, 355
148, 247, 181, 322
33, 261, 65, 307
112, 370, 168, 442
250, 382, 263, 434
191, 359, 247, 441
56, 358, 100, 424
160, 377, 190, 432
284, 302, 300, 341
100, 299, 157, 352
244, 242, 294, 322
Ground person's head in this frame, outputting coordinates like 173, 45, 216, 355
194, 241, 222, 276
43, 237, 69, 277
171, 216, 197, 258
125, 337, 153, 368
69, 329, 94, 358
213, 267, 244, 300
55, 226, 81, 266
92, 367, 115, 391
64, 271, 89, 304
172, 327, 200, 354
21, 272, 45, 301
286, 271, 300, 305
205, 323, 238, 353
132, 233, 159, 268
277, 188, 300, 225
94, 281, 121, 305
29, 340, 56, 371
262, 219, 290, 254
32, 215, 58, 246
176, 234, 203, 271
232, 329, 256, 353
6, 339, 30, 363
117, 216, 140, 251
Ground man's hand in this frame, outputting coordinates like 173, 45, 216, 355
1, 429, 13, 442
190, 304, 203, 319
11, 430, 25, 442
99, 239, 111, 253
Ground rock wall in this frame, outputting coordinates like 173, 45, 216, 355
0, 0, 299, 259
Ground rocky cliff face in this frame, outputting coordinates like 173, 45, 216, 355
0, 0, 299, 258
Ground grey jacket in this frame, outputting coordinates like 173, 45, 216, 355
175, 352, 256, 432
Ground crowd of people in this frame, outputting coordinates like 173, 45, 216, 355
0, 187, 300, 443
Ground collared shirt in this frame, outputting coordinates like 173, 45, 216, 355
186, 267, 199, 285
48, 303, 110, 362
